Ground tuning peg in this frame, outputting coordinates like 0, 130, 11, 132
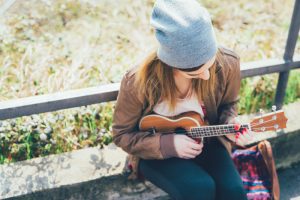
271, 105, 278, 120
258, 109, 264, 123
259, 109, 265, 118
258, 109, 265, 124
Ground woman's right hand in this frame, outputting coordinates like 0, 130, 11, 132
173, 134, 203, 159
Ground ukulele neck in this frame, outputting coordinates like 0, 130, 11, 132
188, 124, 251, 138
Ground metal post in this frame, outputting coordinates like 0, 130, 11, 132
274, 0, 300, 109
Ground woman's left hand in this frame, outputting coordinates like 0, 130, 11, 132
225, 117, 255, 146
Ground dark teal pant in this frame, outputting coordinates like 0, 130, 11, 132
138, 138, 247, 200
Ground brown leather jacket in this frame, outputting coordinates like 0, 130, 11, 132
112, 47, 241, 179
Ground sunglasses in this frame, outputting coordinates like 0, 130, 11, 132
176, 64, 205, 72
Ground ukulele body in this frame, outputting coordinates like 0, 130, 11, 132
139, 111, 206, 134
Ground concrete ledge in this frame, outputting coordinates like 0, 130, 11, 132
1, 100, 300, 199
0, 143, 169, 199
0, 143, 129, 199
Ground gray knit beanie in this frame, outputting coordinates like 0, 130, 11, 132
150, 0, 218, 69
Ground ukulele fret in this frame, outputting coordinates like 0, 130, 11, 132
190, 124, 251, 138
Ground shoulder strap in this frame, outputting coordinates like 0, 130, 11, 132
258, 140, 280, 200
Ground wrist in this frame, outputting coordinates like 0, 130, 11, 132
160, 134, 178, 159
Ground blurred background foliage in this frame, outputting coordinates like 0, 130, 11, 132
0, 0, 299, 164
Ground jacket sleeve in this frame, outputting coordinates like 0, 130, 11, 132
112, 72, 165, 160
218, 55, 241, 125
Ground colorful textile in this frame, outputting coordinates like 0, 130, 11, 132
232, 146, 272, 200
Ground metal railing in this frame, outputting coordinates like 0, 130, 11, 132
0, 0, 300, 121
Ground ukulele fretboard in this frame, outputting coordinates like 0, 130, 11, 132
189, 124, 251, 138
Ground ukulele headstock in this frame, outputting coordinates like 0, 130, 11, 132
249, 106, 288, 132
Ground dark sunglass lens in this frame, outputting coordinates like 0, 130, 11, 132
179, 64, 203, 72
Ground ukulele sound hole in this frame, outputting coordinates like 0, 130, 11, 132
174, 127, 187, 135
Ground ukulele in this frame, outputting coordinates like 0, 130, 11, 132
139, 107, 288, 142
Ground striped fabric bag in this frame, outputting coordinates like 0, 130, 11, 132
231, 140, 280, 200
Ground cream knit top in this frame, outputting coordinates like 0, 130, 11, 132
153, 91, 205, 119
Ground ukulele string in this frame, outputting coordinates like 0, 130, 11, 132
150, 127, 241, 136
191, 125, 279, 135
250, 117, 277, 128
151, 126, 276, 137
251, 125, 280, 131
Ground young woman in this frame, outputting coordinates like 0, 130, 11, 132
112, 0, 253, 199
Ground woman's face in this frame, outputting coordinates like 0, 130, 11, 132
173, 55, 216, 80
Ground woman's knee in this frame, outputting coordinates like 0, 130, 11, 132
174, 175, 216, 200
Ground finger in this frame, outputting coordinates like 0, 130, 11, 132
181, 152, 194, 159
194, 138, 202, 144
185, 149, 202, 158
240, 129, 248, 138
234, 123, 241, 131
187, 147, 202, 155
188, 137, 203, 146
237, 134, 247, 145
184, 135, 198, 143
242, 128, 251, 136
240, 128, 246, 134
235, 132, 241, 141
236, 132, 246, 145
244, 130, 254, 142
198, 141, 204, 149
189, 141, 203, 151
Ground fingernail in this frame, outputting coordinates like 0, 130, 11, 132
234, 124, 240, 131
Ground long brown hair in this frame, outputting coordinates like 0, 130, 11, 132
134, 49, 222, 112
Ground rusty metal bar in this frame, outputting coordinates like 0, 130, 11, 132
274, 0, 300, 109
1, 58, 300, 120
